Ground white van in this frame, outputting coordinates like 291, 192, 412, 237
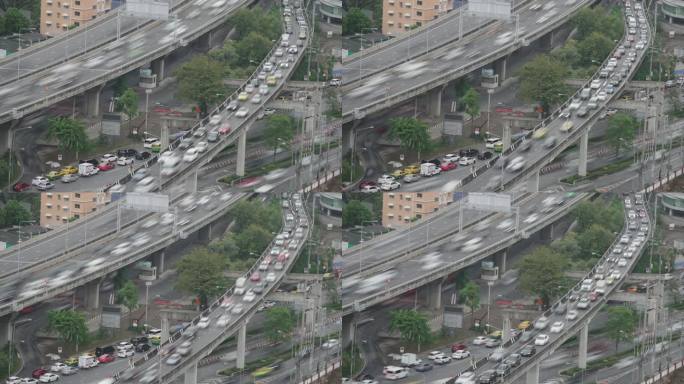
234, 277, 247, 295
384, 366, 408, 380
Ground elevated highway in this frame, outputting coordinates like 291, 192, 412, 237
342, 0, 594, 120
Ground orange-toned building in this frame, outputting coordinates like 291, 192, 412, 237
382, 191, 453, 228
40, 191, 110, 229
382, 0, 452, 36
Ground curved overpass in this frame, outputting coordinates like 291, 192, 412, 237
341, 0, 594, 119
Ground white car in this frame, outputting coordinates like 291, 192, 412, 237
322, 339, 339, 349
618, 258, 628, 267
165, 353, 182, 365
117, 341, 134, 351
195, 141, 209, 153
101, 153, 118, 163
117, 156, 133, 166
183, 148, 199, 162
50, 363, 68, 372
590, 79, 602, 89
377, 174, 395, 184
459, 157, 476, 166
231, 303, 244, 314
251, 94, 262, 104
452, 350, 470, 359
550, 321, 565, 333
565, 310, 578, 321
534, 316, 549, 330
434, 355, 451, 364
534, 334, 550, 346
266, 272, 276, 282
443, 153, 460, 163
117, 349, 134, 358
32, 176, 50, 186
235, 107, 249, 118
461, 237, 483, 252
596, 91, 607, 101
380, 181, 400, 191
39, 373, 60, 383
217, 315, 231, 327
197, 316, 211, 329
428, 351, 444, 360
473, 336, 487, 345
243, 290, 256, 302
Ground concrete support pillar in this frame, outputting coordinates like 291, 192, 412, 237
153, 249, 166, 277
237, 321, 247, 369
526, 170, 540, 193
161, 312, 170, 343
496, 55, 508, 82
160, 119, 170, 150
502, 314, 511, 342
526, 363, 540, 384
578, 130, 589, 177
426, 86, 443, 118
152, 56, 166, 82
198, 223, 212, 242
418, 279, 443, 310
502, 120, 512, 151
85, 86, 103, 118
342, 315, 356, 347
578, 322, 589, 369
236, 129, 247, 177
0, 313, 14, 346
184, 362, 198, 384
84, 279, 101, 310
540, 223, 555, 241
495, 249, 507, 275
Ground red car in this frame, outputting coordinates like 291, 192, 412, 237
98, 354, 115, 363
358, 180, 377, 189
250, 272, 261, 282
219, 123, 231, 134
98, 163, 114, 171
440, 162, 456, 171
18, 306, 33, 314
32, 368, 47, 378
13, 182, 30, 192
277, 253, 288, 262
451, 343, 467, 352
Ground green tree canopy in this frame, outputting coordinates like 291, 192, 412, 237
571, 7, 602, 41
116, 88, 139, 120
175, 55, 225, 115
264, 114, 296, 158
518, 246, 569, 308
388, 117, 431, 161
606, 112, 639, 155
3, 8, 29, 34
46, 116, 90, 157
229, 8, 281, 40
459, 281, 480, 326
342, 200, 372, 228
342, 8, 372, 36
577, 223, 615, 259
551, 231, 582, 260
234, 224, 273, 259
234, 32, 273, 66
518, 54, 569, 114
116, 280, 139, 313
606, 306, 636, 351
577, 32, 615, 66
176, 247, 228, 308
1, 200, 31, 227
460, 88, 481, 129
230, 199, 282, 233
264, 307, 295, 342
551, 39, 581, 69
389, 309, 432, 350
47, 309, 89, 345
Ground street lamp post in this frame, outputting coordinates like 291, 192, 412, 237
145, 89, 152, 133
486, 281, 494, 332
487, 89, 494, 134
145, 281, 152, 327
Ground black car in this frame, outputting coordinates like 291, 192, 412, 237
80, 158, 100, 167
117, 148, 138, 158
130, 336, 148, 345
495, 363, 511, 376
414, 363, 433, 372
519, 141, 533, 152
95, 345, 116, 357
135, 343, 151, 353
477, 151, 493, 160
459, 148, 479, 157
503, 353, 522, 367
520, 345, 536, 357
478, 370, 497, 384
135, 151, 152, 160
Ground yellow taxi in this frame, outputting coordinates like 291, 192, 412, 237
65, 357, 78, 367
238, 92, 249, 101
266, 76, 277, 86
517, 320, 531, 330
489, 330, 502, 339
391, 169, 406, 178
61, 166, 78, 175
532, 127, 548, 140
47, 170, 65, 180
403, 164, 420, 175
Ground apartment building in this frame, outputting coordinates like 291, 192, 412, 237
40, 191, 110, 229
382, 191, 453, 228
382, 0, 451, 36
40, 0, 111, 37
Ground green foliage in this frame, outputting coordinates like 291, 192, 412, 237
606, 306, 636, 351
518, 246, 569, 308
3, 8, 29, 34
551, 231, 582, 260
571, 6, 623, 42
460, 88, 481, 128
230, 199, 282, 234
0, 200, 31, 228
517, 54, 569, 114
0, 343, 20, 381
459, 281, 480, 325
176, 247, 229, 307
388, 117, 432, 161
46, 117, 90, 157
174, 55, 226, 115
389, 309, 432, 349
47, 309, 89, 345
116, 280, 139, 313
577, 32, 615, 66
233, 224, 273, 259
342, 8, 372, 36
116, 88, 139, 120
229, 8, 281, 41
342, 200, 372, 228
606, 112, 639, 155
576, 224, 615, 259
263, 307, 295, 342
551, 39, 582, 69
234, 32, 273, 65
264, 114, 296, 157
